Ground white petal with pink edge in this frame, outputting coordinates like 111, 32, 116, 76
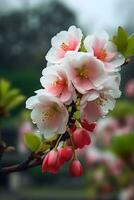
65, 52, 108, 94
26, 92, 68, 138
84, 30, 125, 72
80, 74, 121, 122
40, 65, 76, 104
46, 26, 83, 63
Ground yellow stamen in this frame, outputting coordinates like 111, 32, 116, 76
52, 77, 67, 88
95, 98, 103, 106
52, 79, 59, 86
77, 67, 89, 79
42, 106, 59, 121
61, 42, 70, 51
95, 92, 108, 106
98, 49, 107, 61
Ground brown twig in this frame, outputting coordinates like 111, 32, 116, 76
0, 153, 43, 175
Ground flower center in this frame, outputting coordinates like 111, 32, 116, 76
95, 92, 108, 106
77, 67, 89, 79
96, 48, 107, 61
42, 105, 59, 121
53, 77, 66, 87
61, 42, 70, 51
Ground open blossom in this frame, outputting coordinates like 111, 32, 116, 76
94, 117, 119, 145
26, 92, 68, 138
46, 26, 83, 63
80, 74, 121, 122
65, 52, 108, 94
85, 147, 123, 173
40, 65, 76, 104
84, 31, 125, 72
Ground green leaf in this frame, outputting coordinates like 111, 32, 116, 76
110, 134, 134, 157
6, 95, 25, 111
113, 26, 128, 55
117, 26, 128, 51
0, 79, 25, 113
37, 142, 50, 153
24, 133, 41, 152
113, 26, 134, 58
0, 79, 10, 105
73, 111, 80, 120
125, 36, 134, 57
46, 134, 58, 142
79, 37, 87, 52
110, 100, 134, 118
4, 89, 20, 106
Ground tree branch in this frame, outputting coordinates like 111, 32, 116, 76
0, 153, 43, 175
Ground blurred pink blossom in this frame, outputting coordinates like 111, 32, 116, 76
125, 115, 134, 130
18, 121, 33, 153
84, 147, 124, 175
119, 186, 134, 200
125, 79, 134, 97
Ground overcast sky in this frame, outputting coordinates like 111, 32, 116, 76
0, 0, 129, 32
59, 0, 125, 32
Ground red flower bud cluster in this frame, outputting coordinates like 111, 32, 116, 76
42, 147, 73, 174
42, 119, 96, 177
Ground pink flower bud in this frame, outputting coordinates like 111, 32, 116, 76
42, 150, 59, 174
42, 154, 49, 173
47, 150, 58, 166
69, 160, 83, 177
81, 119, 96, 132
70, 122, 77, 132
59, 146, 73, 162
72, 128, 91, 149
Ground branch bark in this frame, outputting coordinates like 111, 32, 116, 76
0, 153, 43, 175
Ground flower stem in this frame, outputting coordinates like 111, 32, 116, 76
68, 128, 77, 160
54, 135, 63, 150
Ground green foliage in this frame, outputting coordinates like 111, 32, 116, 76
0, 79, 25, 116
37, 141, 50, 153
113, 26, 134, 58
24, 132, 41, 152
19, 110, 31, 122
110, 134, 134, 157
79, 37, 87, 52
125, 36, 134, 57
23, 132, 56, 153
45, 134, 58, 142
113, 27, 128, 55
110, 100, 134, 118
73, 111, 80, 120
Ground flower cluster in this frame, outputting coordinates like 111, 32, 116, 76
26, 26, 125, 176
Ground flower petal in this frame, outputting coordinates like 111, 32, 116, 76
26, 96, 39, 109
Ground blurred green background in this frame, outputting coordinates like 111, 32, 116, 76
0, 0, 134, 199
